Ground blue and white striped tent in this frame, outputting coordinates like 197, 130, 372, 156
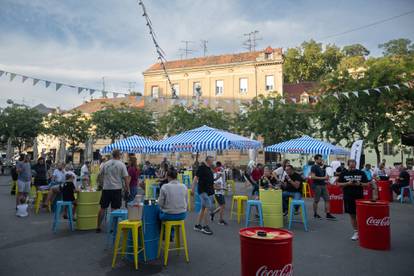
100, 135, 156, 154
264, 135, 349, 155
149, 125, 262, 153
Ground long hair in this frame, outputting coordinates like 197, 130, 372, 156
129, 156, 138, 168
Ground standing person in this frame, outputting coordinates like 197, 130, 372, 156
362, 164, 373, 181
211, 161, 228, 225
80, 161, 91, 188
281, 165, 303, 215
16, 154, 32, 207
337, 159, 369, 241
127, 156, 140, 200
192, 156, 215, 235
51, 163, 66, 186
96, 149, 130, 233
392, 165, 410, 201
158, 168, 187, 221
310, 154, 336, 220
32, 157, 48, 190
250, 163, 264, 197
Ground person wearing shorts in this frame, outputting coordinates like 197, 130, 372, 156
311, 154, 336, 220
16, 154, 32, 207
211, 161, 227, 225
338, 159, 368, 241
192, 156, 215, 235
96, 149, 129, 233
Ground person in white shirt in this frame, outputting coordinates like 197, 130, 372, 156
52, 163, 66, 185
273, 159, 290, 183
158, 168, 187, 221
211, 162, 227, 225
80, 161, 90, 187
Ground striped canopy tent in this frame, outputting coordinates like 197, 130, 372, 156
100, 135, 156, 154
264, 135, 349, 155
149, 125, 262, 153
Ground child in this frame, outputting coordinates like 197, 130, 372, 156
60, 173, 78, 220
16, 197, 28, 217
211, 162, 228, 225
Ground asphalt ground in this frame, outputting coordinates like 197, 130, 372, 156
0, 175, 413, 276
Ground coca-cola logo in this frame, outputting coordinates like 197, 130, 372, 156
256, 264, 293, 276
330, 194, 343, 200
366, 216, 390, 227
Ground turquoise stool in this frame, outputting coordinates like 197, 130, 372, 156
245, 200, 264, 227
182, 175, 191, 188
107, 209, 128, 247
52, 201, 74, 233
400, 186, 413, 203
152, 185, 159, 199
288, 199, 308, 232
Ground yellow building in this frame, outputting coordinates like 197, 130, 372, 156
143, 46, 284, 112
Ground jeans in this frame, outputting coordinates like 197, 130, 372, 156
282, 191, 302, 212
159, 211, 187, 221
199, 192, 214, 213
129, 186, 138, 201
391, 183, 409, 196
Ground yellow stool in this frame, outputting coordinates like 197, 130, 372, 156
157, 220, 189, 266
187, 190, 193, 211
112, 220, 146, 270
226, 180, 236, 196
302, 182, 311, 198
230, 195, 248, 224
35, 190, 51, 214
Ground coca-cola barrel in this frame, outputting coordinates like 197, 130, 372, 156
356, 200, 390, 250
377, 180, 392, 202
327, 185, 344, 214
240, 227, 293, 276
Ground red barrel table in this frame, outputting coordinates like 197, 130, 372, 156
356, 200, 390, 250
363, 186, 373, 200
240, 227, 293, 276
377, 180, 392, 202
327, 185, 344, 214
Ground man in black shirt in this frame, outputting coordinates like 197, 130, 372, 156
338, 159, 369, 241
311, 154, 336, 220
192, 156, 215, 235
392, 165, 411, 201
281, 165, 303, 215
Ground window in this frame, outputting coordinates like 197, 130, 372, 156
265, 53, 273, 60
215, 80, 224, 95
240, 78, 248, 93
151, 86, 159, 98
265, 75, 274, 91
193, 82, 201, 97
172, 83, 179, 97
383, 143, 394, 155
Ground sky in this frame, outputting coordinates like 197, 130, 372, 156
0, 0, 413, 109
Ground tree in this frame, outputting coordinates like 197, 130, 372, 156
283, 40, 343, 83
235, 94, 315, 145
44, 110, 92, 156
342, 44, 370, 57
0, 104, 44, 153
379, 38, 414, 56
92, 104, 156, 142
158, 105, 231, 135
316, 55, 414, 164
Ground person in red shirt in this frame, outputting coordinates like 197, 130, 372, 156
250, 163, 264, 196
127, 156, 141, 200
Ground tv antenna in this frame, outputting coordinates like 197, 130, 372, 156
179, 40, 195, 59
243, 30, 262, 51
200, 40, 208, 56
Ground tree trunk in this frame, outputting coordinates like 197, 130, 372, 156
374, 143, 381, 166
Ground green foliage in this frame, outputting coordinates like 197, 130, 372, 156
92, 104, 156, 142
342, 44, 370, 57
0, 104, 44, 152
44, 110, 92, 153
236, 95, 315, 145
379, 38, 414, 56
158, 105, 231, 135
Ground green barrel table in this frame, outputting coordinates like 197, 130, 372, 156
259, 189, 283, 228
76, 190, 102, 230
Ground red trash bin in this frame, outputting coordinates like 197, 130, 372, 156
327, 185, 344, 214
356, 200, 390, 250
240, 227, 293, 276
377, 180, 392, 202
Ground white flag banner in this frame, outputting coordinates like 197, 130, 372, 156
45, 81, 51, 88
394, 84, 400, 89
90, 89, 95, 96
10, 73, 16, 81
352, 91, 359, 97
333, 93, 339, 99
343, 92, 350, 98
0, 70, 4, 78
402, 82, 410, 88
258, 99, 263, 105
374, 88, 381, 93
78, 87, 84, 94
350, 140, 364, 169
280, 98, 286, 104
33, 79, 40, 86
363, 89, 370, 95
384, 85, 390, 91
56, 83, 63, 91
22, 76, 28, 83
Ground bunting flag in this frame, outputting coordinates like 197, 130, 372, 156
56, 83, 63, 91
373, 88, 381, 93
352, 91, 359, 97
343, 92, 350, 99
78, 87, 84, 94
333, 93, 339, 100
0, 70, 4, 78
89, 89, 95, 96
22, 76, 28, 83
258, 99, 263, 105
33, 78, 40, 86
269, 99, 274, 107
280, 98, 286, 104
394, 84, 400, 89
385, 85, 391, 91
10, 73, 16, 81
363, 89, 370, 95
403, 82, 410, 88
45, 80, 51, 88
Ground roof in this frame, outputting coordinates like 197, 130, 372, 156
145, 47, 283, 72
73, 96, 145, 114
283, 82, 317, 103
33, 104, 56, 114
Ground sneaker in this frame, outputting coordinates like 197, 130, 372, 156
396, 195, 402, 201
351, 231, 359, 241
201, 225, 213, 235
326, 213, 337, 220
218, 220, 228, 225
314, 213, 322, 219
193, 224, 203, 232
283, 211, 288, 217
